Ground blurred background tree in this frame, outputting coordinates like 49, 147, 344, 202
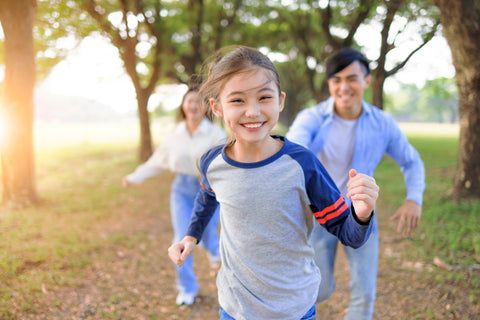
0, 0, 478, 206
0, 0, 37, 207
433, 0, 480, 200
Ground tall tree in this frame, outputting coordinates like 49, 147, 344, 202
257, 0, 439, 121
68, 0, 244, 161
433, 0, 480, 200
371, 0, 440, 108
0, 0, 38, 207
79, 0, 165, 161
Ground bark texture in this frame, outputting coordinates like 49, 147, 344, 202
434, 0, 480, 199
0, 0, 38, 206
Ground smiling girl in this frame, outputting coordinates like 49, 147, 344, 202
168, 47, 379, 320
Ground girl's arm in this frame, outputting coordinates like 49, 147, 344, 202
168, 236, 197, 267
168, 188, 219, 267
346, 169, 379, 222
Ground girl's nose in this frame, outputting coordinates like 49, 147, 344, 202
245, 101, 261, 117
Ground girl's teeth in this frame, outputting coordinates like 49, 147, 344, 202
244, 123, 262, 128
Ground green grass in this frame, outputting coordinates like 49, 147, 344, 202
375, 132, 480, 306
375, 134, 479, 266
0, 142, 144, 317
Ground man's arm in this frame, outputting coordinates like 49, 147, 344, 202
385, 117, 425, 236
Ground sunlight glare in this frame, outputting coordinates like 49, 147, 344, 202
38, 35, 138, 114
0, 106, 10, 149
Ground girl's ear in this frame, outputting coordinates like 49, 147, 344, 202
278, 91, 286, 112
210, 98, 224, 118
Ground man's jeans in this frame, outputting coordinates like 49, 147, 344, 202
311, 219, 378, 320
170, 174, 220, 296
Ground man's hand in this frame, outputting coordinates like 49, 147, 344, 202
390, 200, 422, 237
168, 236, 198, 267
346, 169, 379, 222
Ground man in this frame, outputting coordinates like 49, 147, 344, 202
286, 48, 425, 320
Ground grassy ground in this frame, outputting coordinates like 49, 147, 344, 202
0, 121, 478, 319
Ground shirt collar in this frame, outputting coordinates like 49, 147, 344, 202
178, 118, 211, 136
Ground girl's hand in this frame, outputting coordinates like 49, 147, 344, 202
168, 236, 197, 267
346, 169, 379, 222
122, 177, 130, 187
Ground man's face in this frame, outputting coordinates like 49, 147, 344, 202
328, 60, 371, 120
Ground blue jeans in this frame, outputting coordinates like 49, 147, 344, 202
170, 174, 220, 296
219, 304, 316, 320
311, 218, 378, 320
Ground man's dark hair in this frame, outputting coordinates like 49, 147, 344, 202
325, 48, 370, 79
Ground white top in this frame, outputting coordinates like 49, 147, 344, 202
126, 119, 226, 183
318, 113, 358, 194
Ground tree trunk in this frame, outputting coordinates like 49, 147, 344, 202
371, 71, 386, 109
0, 0, 38, 207
433, 0, 480, 200
136, 89, 152, 162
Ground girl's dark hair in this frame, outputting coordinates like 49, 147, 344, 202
199, 46, 281, 121
326, 48, 370, 79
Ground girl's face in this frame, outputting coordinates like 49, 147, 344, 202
182, 91, 202, 122
210, 68, 285, 148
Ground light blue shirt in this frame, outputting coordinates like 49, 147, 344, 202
286, 97, 425, 206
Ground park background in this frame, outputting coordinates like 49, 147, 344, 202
0, 0, 479, 319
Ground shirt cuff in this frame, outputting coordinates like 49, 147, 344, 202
351, 205, 374, 225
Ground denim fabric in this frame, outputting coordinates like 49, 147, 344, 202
300, 304, 316, 320
312, 220, 378, 320
170, 174, 219, 296
219, 304, 316, 320
219, 307, 235, 320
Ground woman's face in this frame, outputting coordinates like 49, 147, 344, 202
182, 91, 202, 122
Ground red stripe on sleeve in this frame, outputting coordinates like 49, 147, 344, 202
315, 202, 348, 224
313, 195, 349, 224
313, 195, 345, 218
200, 183, 214, 193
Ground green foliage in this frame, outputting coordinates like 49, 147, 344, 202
34, 0, 95, 80
387, 77, 458, 122
26, 0, 444, 125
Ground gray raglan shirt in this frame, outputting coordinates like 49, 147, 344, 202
187, 136, 373, 320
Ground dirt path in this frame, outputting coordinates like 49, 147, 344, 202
12, 176, 478, 319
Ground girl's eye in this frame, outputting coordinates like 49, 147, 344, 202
260, 96, 272, 101
230, 99, 243, 104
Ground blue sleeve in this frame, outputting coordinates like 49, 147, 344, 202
384, 115, 425, 206
286, 107, 319, 147
293, 146, 374, 248
185, 146, 221, 242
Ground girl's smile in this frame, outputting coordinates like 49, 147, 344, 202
242, 122, 265, 129
210, 67, 285, 162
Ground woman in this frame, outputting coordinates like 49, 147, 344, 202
123, 87, 225, 305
